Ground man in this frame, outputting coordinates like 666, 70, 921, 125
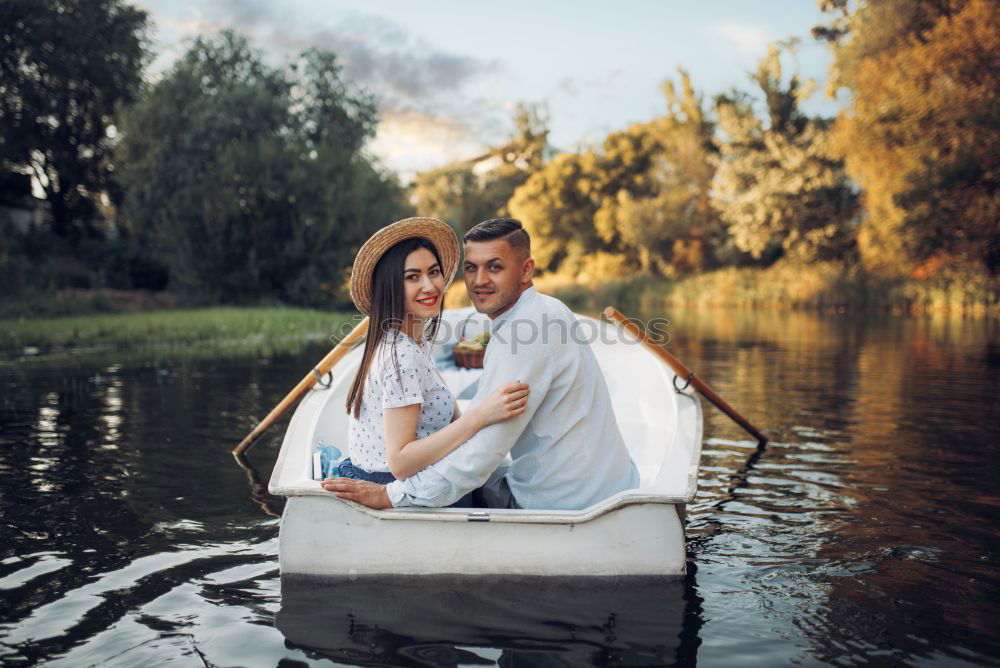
323, 218, 639, 510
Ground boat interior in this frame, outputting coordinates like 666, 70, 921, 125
269, 310, 703, 521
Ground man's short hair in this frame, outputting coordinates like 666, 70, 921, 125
464, 218, 531, 257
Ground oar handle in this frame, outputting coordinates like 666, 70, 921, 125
603, 307, 767, 446
232, 317, 370, 455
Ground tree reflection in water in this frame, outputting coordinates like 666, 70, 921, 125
1, 311, 997, 665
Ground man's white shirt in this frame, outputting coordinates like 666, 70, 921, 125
385, 287, 640, 510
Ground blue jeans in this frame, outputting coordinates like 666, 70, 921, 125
471, 462, 521, 509
337, 458, 473, 508
336, 458, 397, 484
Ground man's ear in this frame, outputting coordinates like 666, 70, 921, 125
521, 257, 535, 283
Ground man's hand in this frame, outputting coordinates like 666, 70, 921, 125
321, 478, 392, 510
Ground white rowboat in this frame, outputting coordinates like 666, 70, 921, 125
268, 309, 704, 577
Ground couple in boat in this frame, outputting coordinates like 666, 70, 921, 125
322, 216, 639, 510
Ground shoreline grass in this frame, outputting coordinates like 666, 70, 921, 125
0, 306, 359, 355
536, 263, 1000, 316
4, 263, 996, 360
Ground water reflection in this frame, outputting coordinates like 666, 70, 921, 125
278, 575, 699, 667
233, 454, 282, 518
671, 309, 1000, 666
1, 310, 998, 665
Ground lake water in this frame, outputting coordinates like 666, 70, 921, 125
1, 309, 998, 666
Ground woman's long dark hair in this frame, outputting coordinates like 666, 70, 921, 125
346, 236, 444, 418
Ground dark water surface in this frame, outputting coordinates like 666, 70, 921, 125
1, 310, 998, 666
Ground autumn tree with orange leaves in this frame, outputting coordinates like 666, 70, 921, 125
820, 0, 1000, 275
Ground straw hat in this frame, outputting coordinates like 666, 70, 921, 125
349, 217, 460, 316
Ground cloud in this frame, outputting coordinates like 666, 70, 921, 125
548, 69, 624, 104
711, 22, 770, 54
162, 4, 496, 103
369, 106, 488, 178
554, 76, 580, 98
139, 2, 501, 174
300, 23, 494, 101
213, 0, 271, 30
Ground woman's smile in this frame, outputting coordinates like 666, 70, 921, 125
403, 246, 447, 329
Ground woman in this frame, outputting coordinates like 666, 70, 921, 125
336, 217, 529, 487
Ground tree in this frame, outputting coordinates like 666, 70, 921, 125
819, 0, 999, 273
409, 103, 550, 235
408, 163, 488, 236
815, 0, 964, 94
510, 132, 665, 277
509, 73, 728, 279
508, 151, 608, 272
595, 71, 722, 275
0, 0, 149, 237
712, 46, 857, 264
119, 31, 408, 304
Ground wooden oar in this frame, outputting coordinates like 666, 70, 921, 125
603, 307, 767, 446
232, 316, 370, 455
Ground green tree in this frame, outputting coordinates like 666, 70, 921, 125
712, 46, 857, 264
508, 151, 607, 272
0, 0, 149, 237
408, 163, 488, 236
508, 114, 665, 276
595, 71, 721, 275
510, 74, 725, 279
119, 31, 408, 304
590, 123, 661, 257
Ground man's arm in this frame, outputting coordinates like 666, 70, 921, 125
385, 332, 553, 507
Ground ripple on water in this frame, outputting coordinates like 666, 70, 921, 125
3, 315, 999, 666
0, 554, 74, 592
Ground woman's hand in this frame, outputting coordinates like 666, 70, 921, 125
473, 381, 530, 428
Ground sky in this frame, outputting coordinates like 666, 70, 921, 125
136, 0, 844, 180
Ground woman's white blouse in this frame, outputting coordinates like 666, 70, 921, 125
347, 331, 455, 473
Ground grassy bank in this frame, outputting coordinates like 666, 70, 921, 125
6, 263, 994, 356
0, 307, 359, 354
0, 288, 183, 319
536, 263, 1000, 316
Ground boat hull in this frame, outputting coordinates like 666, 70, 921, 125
279, 495, 685, 577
